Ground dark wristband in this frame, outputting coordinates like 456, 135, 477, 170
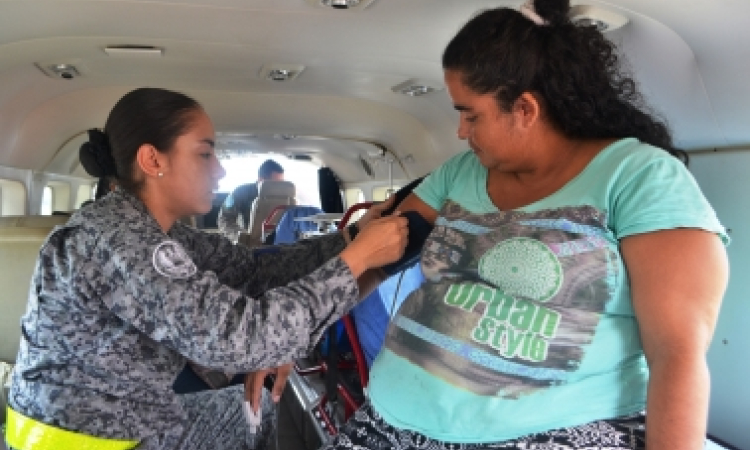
348, 223, 359, 241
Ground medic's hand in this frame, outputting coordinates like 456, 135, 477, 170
340, 213, 408, 278
244, 363, 293, 413
354, 195, 397, 230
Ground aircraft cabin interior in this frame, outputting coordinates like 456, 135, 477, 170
0, 1, 748, 449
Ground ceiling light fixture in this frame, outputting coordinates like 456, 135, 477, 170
35, 63, 81, 80
402, 85, 436, 97
259, 64, 306, 82
323, 0, 360, 9
268, 69, 292, 82
391, 79, 443, 97
568, 5, 629, 32
304, 0, 376, 11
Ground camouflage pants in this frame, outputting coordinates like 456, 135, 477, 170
137, 385, 276, 450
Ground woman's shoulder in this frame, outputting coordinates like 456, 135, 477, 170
598, 138, 680, 165
430, 150, 483, 180
69, 193, 131, 229
168, 219, 217, 248
65, 191, 164, 251
590, 138, 687, 181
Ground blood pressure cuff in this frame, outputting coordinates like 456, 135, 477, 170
252, 247, 281, 256
382, 210, 433, 276
381, 176, 425, 216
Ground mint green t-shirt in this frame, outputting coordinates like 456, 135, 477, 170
367, 138, 727, 443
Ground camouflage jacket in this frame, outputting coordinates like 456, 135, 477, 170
9, 189, 358, 440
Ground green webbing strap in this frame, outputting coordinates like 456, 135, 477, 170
5, 407, 139, 450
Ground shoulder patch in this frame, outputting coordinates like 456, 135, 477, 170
152, 240, 197, 279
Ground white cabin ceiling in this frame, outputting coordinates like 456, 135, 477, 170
0, 0, 748, 180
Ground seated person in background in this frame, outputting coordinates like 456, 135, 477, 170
322, 1, 729, 449
218, 159, 284, 241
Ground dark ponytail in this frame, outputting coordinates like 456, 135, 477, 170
442, 0, 688, 164
78, 87, 203, 194
79, 129, 117, 200
79, 129, 116, 178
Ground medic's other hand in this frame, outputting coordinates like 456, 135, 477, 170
355, 195, 397, 230
340, 213, 407, 278
244, 363, 293, 413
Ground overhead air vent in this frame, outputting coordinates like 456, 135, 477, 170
391, 79, 444, 97
358, 155, 374, 178
104, 45, 163, 57
259, 64, 305, 82
273, 134, 298, 140
289, 153, 313, 161
569, 5, 629, 32
36, 63, 81, 80
304, 0, 376, 10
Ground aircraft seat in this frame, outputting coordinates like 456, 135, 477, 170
0, 216, 66, 424
273, 205, 325, 244
0, 216, 67, 364
243, 180, 296, 246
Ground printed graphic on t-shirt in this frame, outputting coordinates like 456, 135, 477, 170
383, 200, 618, 398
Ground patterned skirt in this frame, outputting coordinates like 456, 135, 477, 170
321, 401, 645, 450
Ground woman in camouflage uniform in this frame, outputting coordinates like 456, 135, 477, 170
7, 87, 407, 450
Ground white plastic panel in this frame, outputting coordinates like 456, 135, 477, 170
689, 150, 750, 450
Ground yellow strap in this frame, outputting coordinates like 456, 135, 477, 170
5, 407, 139, 450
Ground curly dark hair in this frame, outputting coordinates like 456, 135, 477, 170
442, 0, 688, 164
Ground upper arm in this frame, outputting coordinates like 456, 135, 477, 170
174, 223, 346, 293
102, 234, 356, 371
397, 152, 471, 223
397, 193, 438, 225
621, 229, 728, 364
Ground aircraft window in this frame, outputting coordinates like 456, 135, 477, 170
344, 188, 365, 208
46, 181, 71, 214
40, 186, 53, 215
75, 184, 93, 208
217, 155, 321, 208
0, 178, 25, 216
372, 185, 400, 202
344, 188, 366, 221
